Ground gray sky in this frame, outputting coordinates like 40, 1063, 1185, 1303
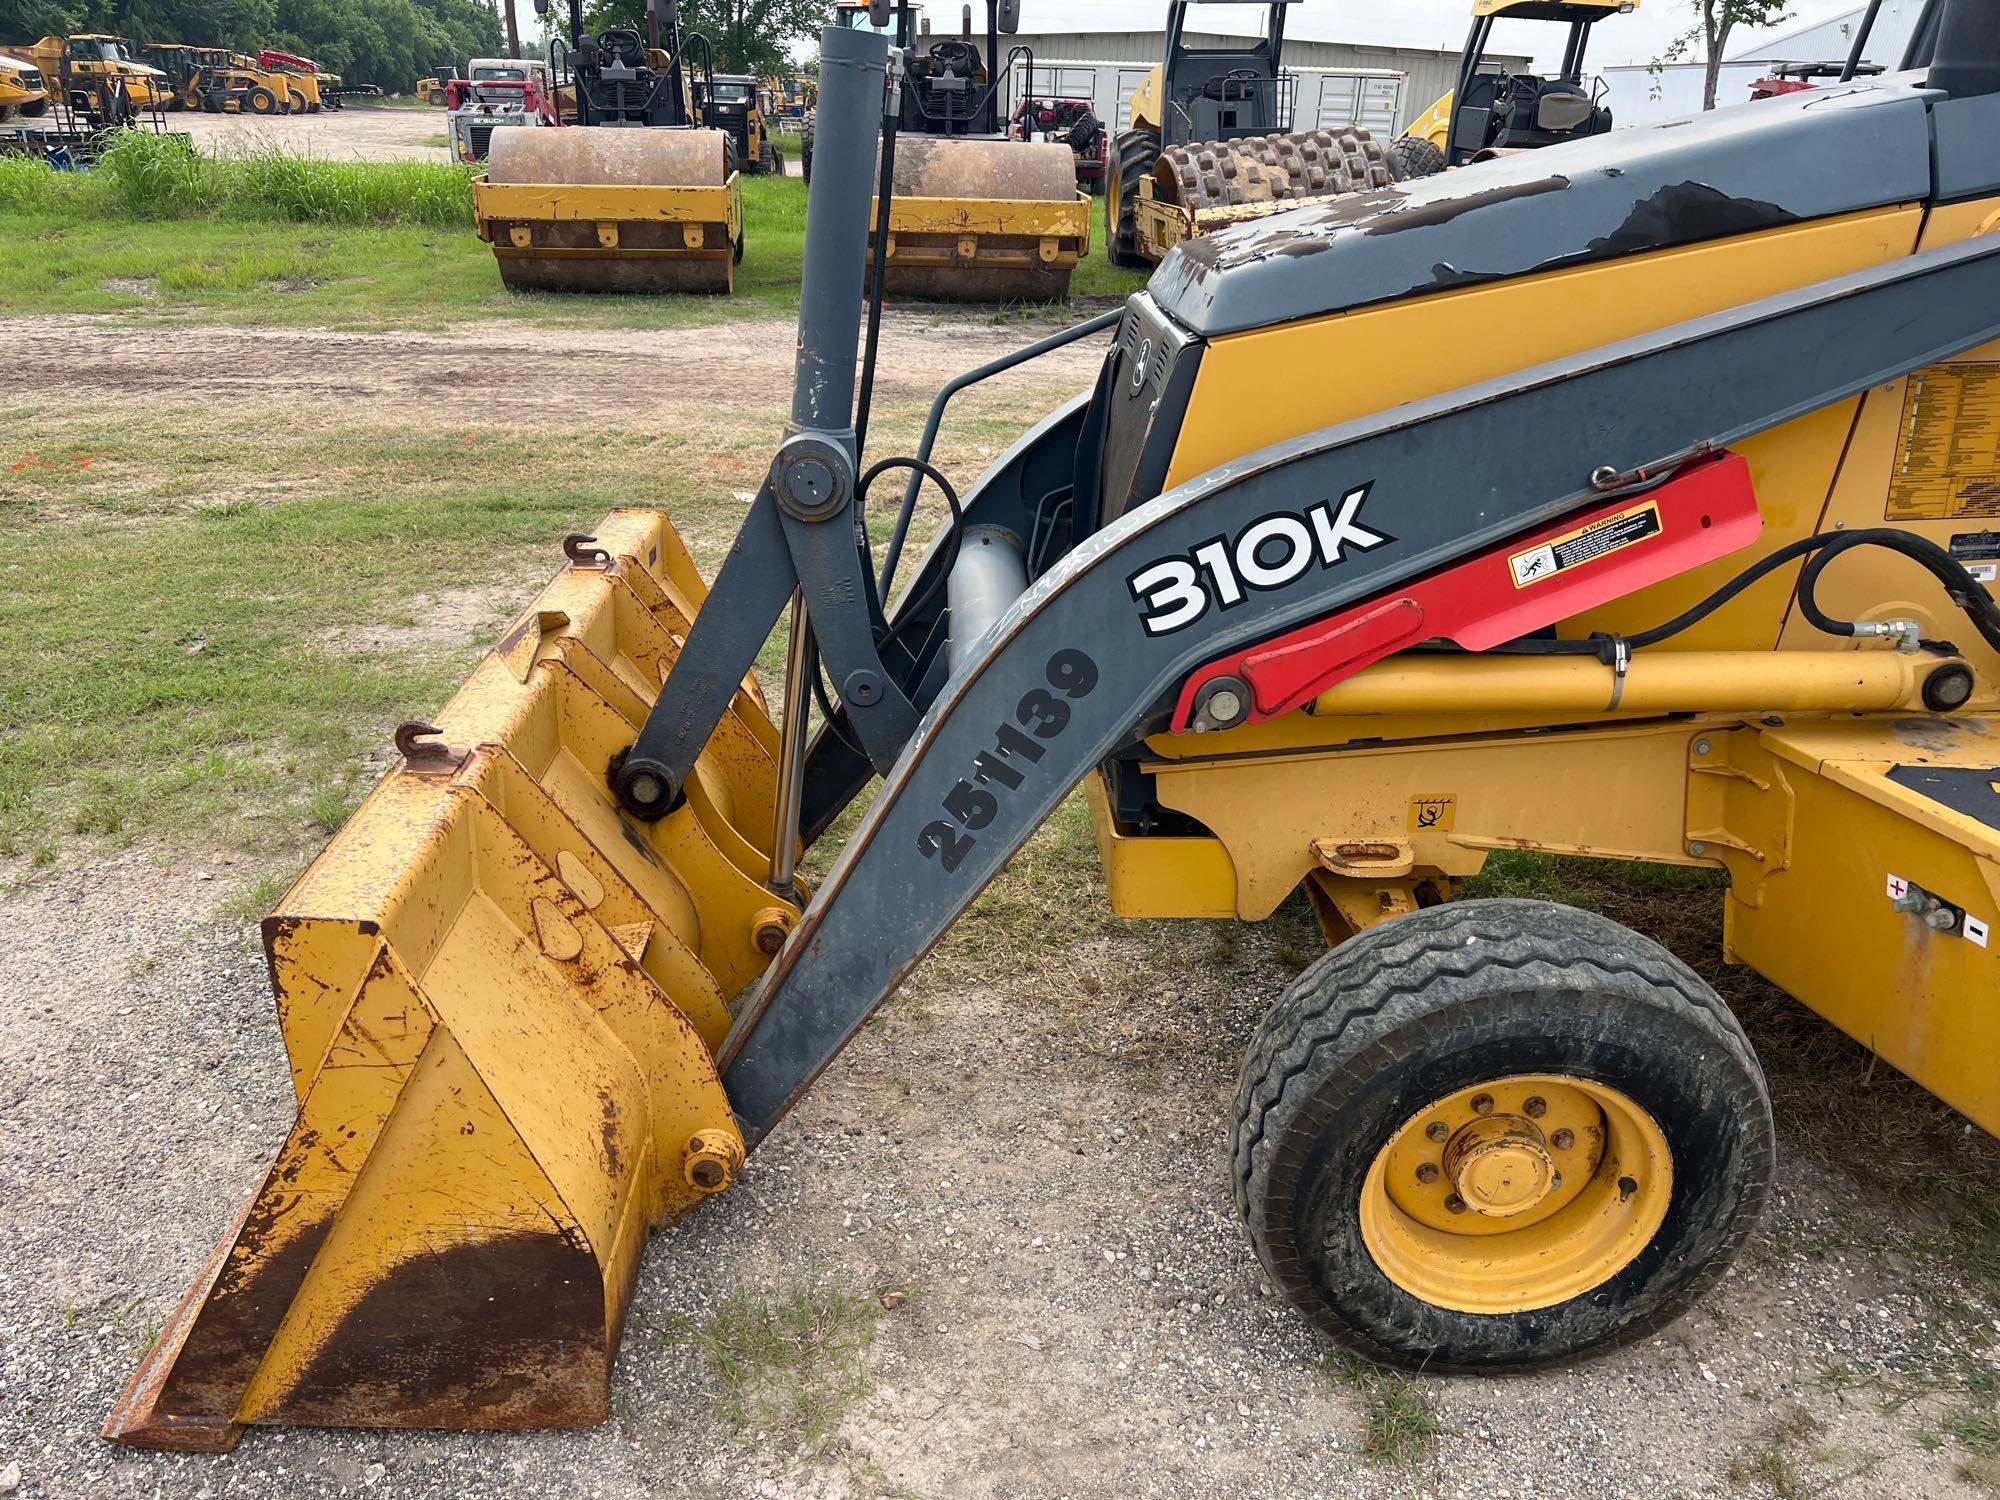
1011, 1, 1864, 68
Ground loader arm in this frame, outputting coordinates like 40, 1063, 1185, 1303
718, 231, 2000, 1138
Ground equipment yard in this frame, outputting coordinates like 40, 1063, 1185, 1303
11, 3, 2000, 1495
4, 306, 1997, 1499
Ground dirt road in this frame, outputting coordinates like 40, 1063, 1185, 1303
3, 307, 1996, 1500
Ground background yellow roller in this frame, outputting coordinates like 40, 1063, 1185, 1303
875, 137, 1091, 302
474, 127, 743, 294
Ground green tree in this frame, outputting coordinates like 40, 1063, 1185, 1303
1657, 0, 1794, 109
578, 0, 829, 75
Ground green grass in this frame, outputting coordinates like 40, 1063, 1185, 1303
0, 134, 1148, 331
1322, 1352, 1443, 1470
0, 406, 768, 859
653, 1281, 881, 1454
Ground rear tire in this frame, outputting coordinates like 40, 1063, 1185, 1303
1386, 133, 1445, 180
1105, 127, 1159, 268
799, 117, 813, 183
247, 85, 278, 115
1232, 897, 1773, 1371
0, 105, 13, 125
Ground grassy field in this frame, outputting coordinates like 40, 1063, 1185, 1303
0, 134, 1147, 331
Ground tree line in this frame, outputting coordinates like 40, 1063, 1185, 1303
0, 0, 502, 92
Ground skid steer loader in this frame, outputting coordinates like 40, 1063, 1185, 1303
1105, 0, 1398, 268
818, 0, 1090, 300
471, 0, 741, 292
108, 0, 2000, 1450
1388, 0, 1633, 180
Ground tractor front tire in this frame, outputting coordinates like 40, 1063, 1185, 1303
1106, 127, 1160, 268
1386, 133, 1446, 180
0, 105, 13, 125
1232, 897, 1773, 1371
800, 117, 813, 183
247, 85, 279, 116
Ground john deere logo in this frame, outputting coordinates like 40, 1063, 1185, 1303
1130, 337, 1152, 393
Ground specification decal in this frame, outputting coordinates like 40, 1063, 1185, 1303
1508, 500, 1663, 588
1886, 363, 2000, 521
916, 647, 1098, 873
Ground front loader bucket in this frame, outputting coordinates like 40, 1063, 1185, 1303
475, 128, 743, 294
875, 137, 1089, 301
105, 512, 796, 1452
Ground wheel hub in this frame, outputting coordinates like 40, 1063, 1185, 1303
1444, 1115, 1556, 1217
1357, 1072, 1674, 1314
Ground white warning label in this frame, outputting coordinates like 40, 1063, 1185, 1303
1509, 501, 1664, 589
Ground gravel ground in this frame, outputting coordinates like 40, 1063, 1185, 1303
1, 847, 1992, 1500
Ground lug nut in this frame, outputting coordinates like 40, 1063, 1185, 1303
1551, 1128, 1575, 1150
1445, 1194, 1467, 1214
1415, 1162, 1440, 1184
1425, 1121, 1450, 1143
1522, 1095, 1546, 1118
1470, 1093, 1494, 1116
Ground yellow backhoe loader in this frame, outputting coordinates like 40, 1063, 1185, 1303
1105, 0, 1397, 268
806, 0, 1091, 300
107, 0, 2000, 1453
1388, 0, 1633, 178
471, 0, 742, 292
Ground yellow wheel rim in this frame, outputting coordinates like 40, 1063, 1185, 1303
1358, 1073, 1672, 1314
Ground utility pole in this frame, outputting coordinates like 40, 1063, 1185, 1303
503, 0, 521, 58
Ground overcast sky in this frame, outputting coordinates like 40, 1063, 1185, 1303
1009, 1, 1867, 69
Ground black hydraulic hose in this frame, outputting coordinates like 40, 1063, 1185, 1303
1478, 526, 2000, 660
859, 455, 964, 650
853, 90, 898, 463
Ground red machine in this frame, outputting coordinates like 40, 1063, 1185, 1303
1748, 59, 1883, 98
257, 49, 317, 74
1007, 95, 1105, 192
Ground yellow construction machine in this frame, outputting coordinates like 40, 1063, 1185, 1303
471, 0, 742, 292
0, 52, 48, 121
1105, 0, 1397, 268
806, 0, 1091, 300
108, 0, 2000, 1451
4, 34, 170, 125
1388, 0, 1632, 178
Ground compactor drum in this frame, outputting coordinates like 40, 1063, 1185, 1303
1108, 0, 1405, 266
107, 0, 2000, 1452
835, 0, 1091, 301
472, 5, 743, 294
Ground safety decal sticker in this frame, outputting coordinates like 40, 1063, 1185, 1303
1508, 500, 1663, 589
1408, 793, 1456, 832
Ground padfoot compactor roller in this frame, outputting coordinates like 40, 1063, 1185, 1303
1106, 0, 1398, 267
472, 0, 741, 293
109, 0, 2000, 1449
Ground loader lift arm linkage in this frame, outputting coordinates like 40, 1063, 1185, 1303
615, 25, 2000, 1142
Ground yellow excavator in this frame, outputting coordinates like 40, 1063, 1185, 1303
1105, 0, 1398, 268
471, 0, 742, 292
3, 34, 170, 125
1388, 0, 1633, 177
105, 0, 2000, 1453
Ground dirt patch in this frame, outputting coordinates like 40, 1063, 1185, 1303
313, 581, 525, 656
0, 310, 1103, 429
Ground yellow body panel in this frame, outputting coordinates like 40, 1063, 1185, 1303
1126, 63, 1164, 136
107, 509, 789, 1452
1405, 88, 1454, 150
473, 177, 741, 226
0, 63, 44, 112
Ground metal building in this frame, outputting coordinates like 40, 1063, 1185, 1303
984, 21, 1528, 133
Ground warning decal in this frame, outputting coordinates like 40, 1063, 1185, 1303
1508, 501, 1663, 589
1886, 363, 2000, 520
